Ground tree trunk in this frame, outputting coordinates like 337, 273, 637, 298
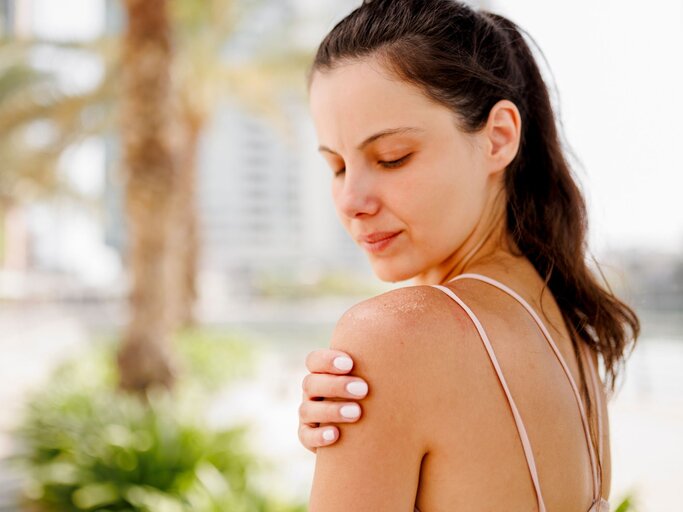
117, 0, 178, 393
169, 111, 202, 329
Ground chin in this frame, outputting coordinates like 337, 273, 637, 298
370, 258, 419, 284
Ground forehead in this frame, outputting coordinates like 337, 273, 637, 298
308, 57, 453, 147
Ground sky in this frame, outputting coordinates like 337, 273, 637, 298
492, 0, 683, 255
28, 0, 683, 255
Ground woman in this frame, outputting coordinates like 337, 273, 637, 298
298, 1, 639, 510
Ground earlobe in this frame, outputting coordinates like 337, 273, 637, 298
486, 99, 522, 171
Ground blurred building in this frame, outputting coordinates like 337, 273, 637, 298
0, 0, 31, 38
0, 0, 373, 300
0, 2, 11, 36
102, 0, 371, 299
191, 0, 372, 296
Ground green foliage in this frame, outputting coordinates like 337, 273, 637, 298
173, 326, 259, 392
9, 329, 306, 512
613, 492, 638, 512
256, 269, 387, 299
0, 39, 117, 206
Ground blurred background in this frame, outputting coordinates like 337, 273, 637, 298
0, 0, 680, 511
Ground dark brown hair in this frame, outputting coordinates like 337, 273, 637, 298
307, 0, 640, 476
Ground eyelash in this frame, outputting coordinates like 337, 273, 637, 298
381, 153, 412, 168
334, 153, 412, 177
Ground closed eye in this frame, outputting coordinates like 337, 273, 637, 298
379, 153, 412, 168
332, 153, 413, 177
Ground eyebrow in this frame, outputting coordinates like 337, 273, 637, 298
317, 126, 424, 155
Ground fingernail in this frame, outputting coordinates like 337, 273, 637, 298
340, 404, 361, 419
322, 429, 336, 441
346, 381, 368, 397
333, 356, 353, 371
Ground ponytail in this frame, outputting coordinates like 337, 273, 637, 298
477, 12, 640, 484
480, 10, 640, 394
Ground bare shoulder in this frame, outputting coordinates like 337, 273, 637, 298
331, 284, 471, 358
329, 285, 475, 433
311, 286, 470, 509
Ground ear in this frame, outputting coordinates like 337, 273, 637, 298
482, 99, 522, 175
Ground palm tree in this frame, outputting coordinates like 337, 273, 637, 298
116, 0, 178, 393
0, 40, 117, 264
1, 0, 313, 393
117, 0, 313, 392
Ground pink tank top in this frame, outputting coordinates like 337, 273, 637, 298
414, 273, 609, 512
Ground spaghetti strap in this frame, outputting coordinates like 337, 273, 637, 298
430, 283, 547, 512
420, 273, 608, 512
446, 273, 603, 503
581, 341, 604, 469
579, 342, 609, 511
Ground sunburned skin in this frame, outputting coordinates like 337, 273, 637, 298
312, 258, 612, 511
340, 286, 435, 332
376, 287, 432, 316
391, 287, 431, 315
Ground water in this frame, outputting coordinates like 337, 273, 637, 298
607, 337, 683, 509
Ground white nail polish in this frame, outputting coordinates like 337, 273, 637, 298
346, 381, 368, 397
333, 356, 353, 371
340, 404, 361, 418
322, 429, 336, 441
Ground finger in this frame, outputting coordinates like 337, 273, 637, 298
305, 348, 354, 374
302, 373, 369, 400
298, 423, 339, 452
299, 399, 363, 424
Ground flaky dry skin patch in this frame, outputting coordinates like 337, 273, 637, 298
373, 286, 432, 314
340, 286, 433, 328
334, 284, 477, 353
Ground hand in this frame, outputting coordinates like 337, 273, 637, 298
298, 349, 369, 453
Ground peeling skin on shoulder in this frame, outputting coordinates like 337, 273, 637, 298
332, 287, 443, 378
340, 287, 433, 329
387, 287, 432, 314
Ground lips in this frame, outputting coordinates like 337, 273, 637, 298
357, 230, 403, 254
359, 231, 402, 244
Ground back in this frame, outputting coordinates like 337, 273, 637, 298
411, 271, 611, 512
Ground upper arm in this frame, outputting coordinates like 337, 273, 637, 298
308, 288, 436, 512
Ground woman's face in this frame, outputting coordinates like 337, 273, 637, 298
308, 57, 504, 283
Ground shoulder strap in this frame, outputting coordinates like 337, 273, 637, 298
581, 341, 605, 480
448, 273, 602, 501
430, 283, 547, 512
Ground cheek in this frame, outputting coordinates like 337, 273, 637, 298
399, 162, 482, 247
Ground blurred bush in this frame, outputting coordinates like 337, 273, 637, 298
255, 269, 388, 300
9, 328, 306, 512
614, 493, 638, 512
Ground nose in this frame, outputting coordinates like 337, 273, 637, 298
334, 166, 381, 219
